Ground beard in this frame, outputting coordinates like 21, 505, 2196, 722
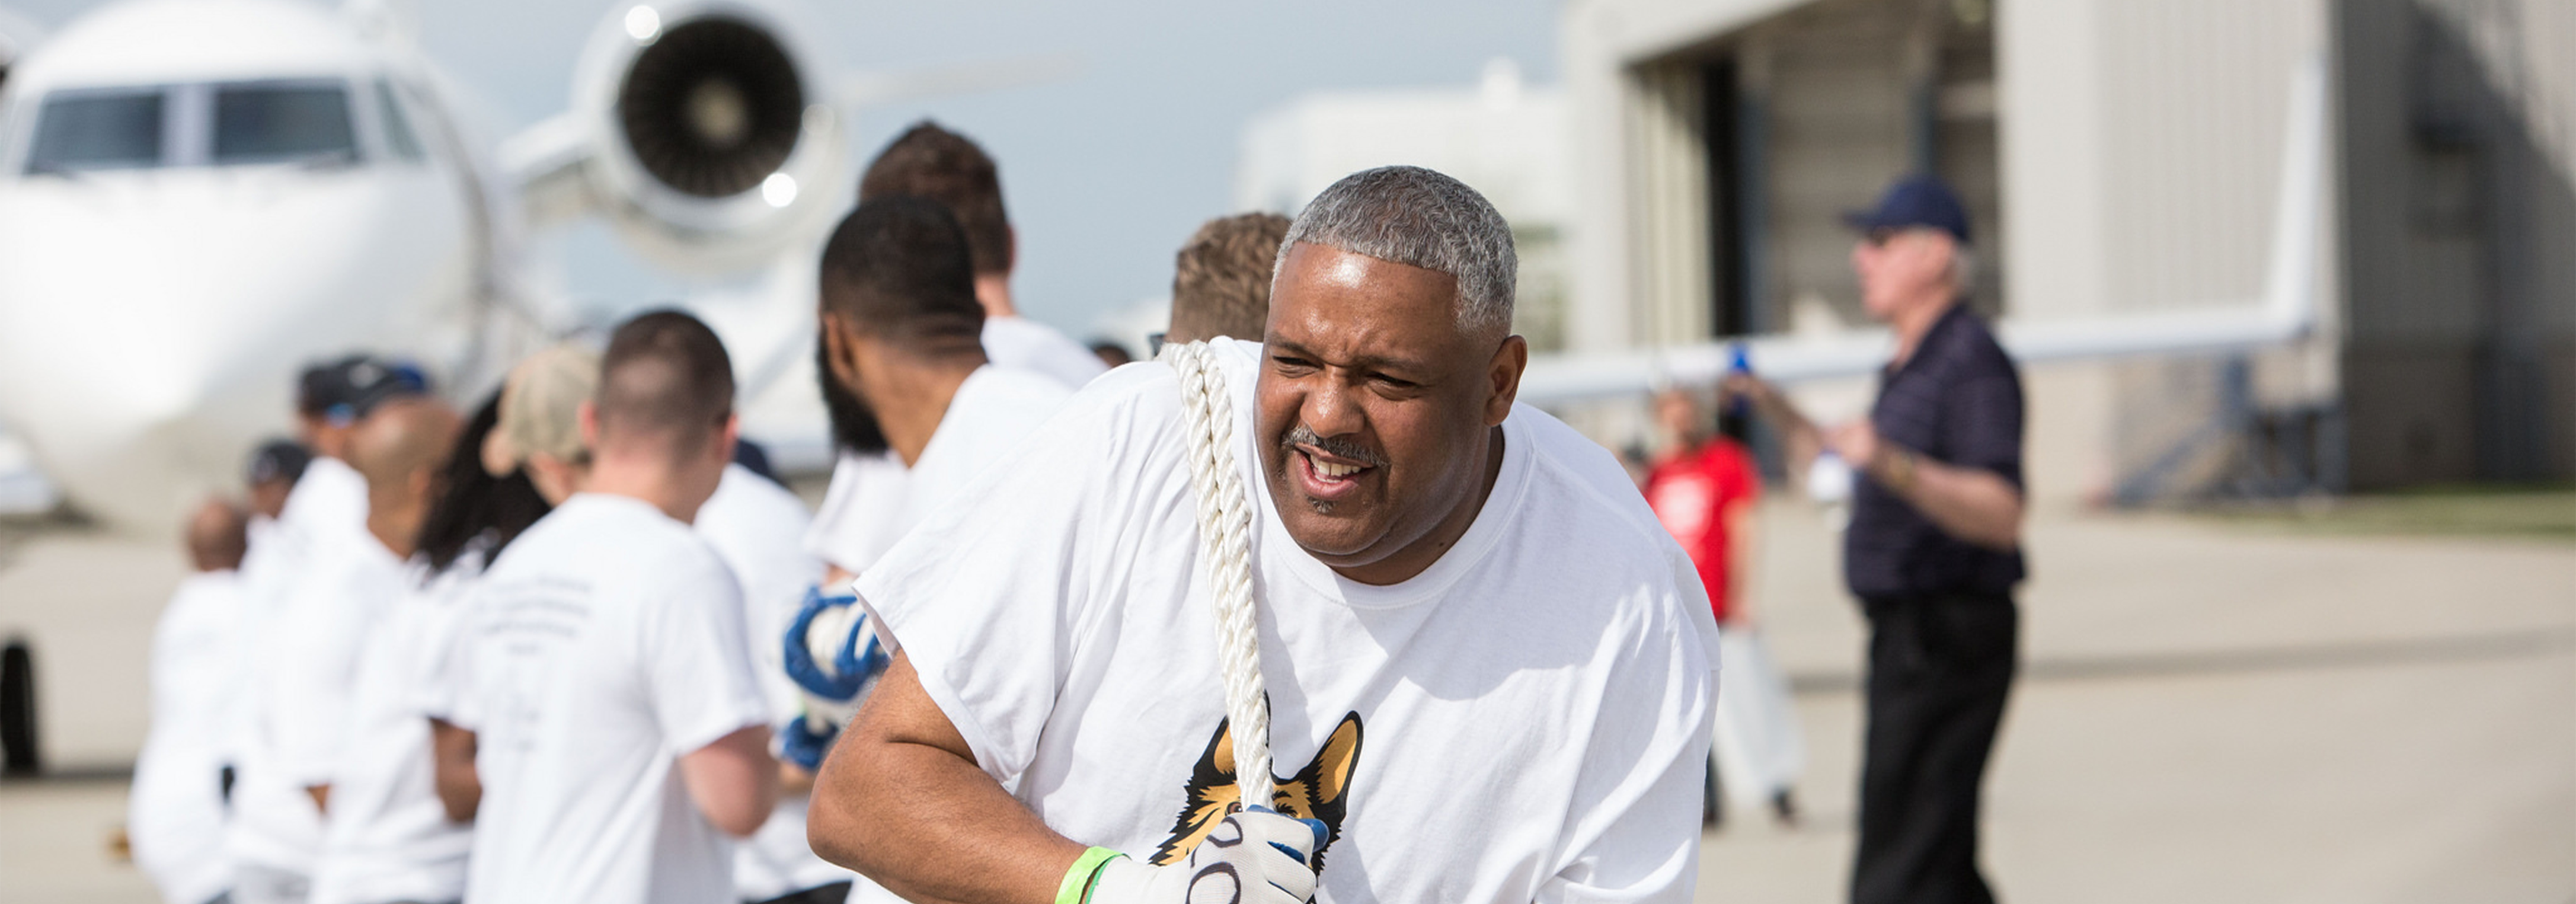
817, 335, 888, 455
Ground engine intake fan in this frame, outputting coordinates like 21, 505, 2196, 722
617, 15, 804, 199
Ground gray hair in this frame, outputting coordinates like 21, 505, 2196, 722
1948, 245, 1978, 293
1276, 165, 1517, 334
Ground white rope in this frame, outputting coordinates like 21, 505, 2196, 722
1159, 340, 1273, 810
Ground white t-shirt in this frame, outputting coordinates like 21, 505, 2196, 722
693, 464, 852, 900
453, 493, 771, 904
801, 451, 909, 577
271, 533, 406, 788
855, 340, 1720, 904
280, 456, 368, 541
982, 315, 1108, 391
801, 318, 1101, 574
223, 515, 283, 765
230, 458, 381, 876
308, 556, 480, 904
803, 365, 1073, 577
131, 570, 246, 904
228, 458, 365, 766
903, 365, 1075, 528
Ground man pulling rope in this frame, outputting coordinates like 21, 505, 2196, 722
808, 166, 1721, 904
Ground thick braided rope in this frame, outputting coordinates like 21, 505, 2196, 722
1159, 340, 1273, 810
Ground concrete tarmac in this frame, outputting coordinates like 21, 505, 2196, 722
2, 503, 2570, 902
1701, 503, 2576, 903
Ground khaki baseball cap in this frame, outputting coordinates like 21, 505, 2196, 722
482, 343, 600, 478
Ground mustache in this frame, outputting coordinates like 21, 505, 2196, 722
1281, 424, 1388, 468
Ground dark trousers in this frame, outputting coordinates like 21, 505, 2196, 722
1852, 590, 2017, 904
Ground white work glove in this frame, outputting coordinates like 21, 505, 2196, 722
1088, 809, 1327, 904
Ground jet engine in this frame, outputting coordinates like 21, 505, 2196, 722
541, 0, 846, 274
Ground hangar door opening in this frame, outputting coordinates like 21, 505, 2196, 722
1623, 0, 2002, 346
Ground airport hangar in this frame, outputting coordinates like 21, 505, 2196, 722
1554, 0, 2576, 503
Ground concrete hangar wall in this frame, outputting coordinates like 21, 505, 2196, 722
1560, 0, 2576, 500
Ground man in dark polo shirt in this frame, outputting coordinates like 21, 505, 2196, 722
1728, 175, 2025, 904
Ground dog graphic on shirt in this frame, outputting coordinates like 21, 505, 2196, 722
1151, 711, 1364, 871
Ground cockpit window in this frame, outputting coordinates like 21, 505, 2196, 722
25, 89, 165, 173
212, 82, 354, 166
374, 78, 426, 162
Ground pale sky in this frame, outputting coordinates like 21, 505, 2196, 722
8, 0, 1562, 341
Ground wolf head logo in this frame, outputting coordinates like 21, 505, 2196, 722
1150, 711, 1364, 870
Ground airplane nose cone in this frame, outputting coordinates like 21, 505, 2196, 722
0, 168, 469, 529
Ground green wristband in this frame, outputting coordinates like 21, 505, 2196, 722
1056, 846, 1127, 904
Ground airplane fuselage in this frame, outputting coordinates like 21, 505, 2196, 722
0, 0, 485, 531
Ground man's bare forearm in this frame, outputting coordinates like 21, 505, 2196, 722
810, 654, 1087, 904
1733, 377, 1824, 480
1722, 500, 1758, 624
428, 718, 480, 823
1871, 451, 2024, 550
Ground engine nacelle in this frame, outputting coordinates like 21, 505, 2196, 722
572, 0, 845, 274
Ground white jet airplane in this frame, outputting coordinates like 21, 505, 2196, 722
0, 0, 1025, 532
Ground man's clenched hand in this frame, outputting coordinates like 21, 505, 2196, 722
1088, 810, 1327, 904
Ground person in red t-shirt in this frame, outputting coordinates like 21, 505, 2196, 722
1644, 388, 1802, 829
1644, 389, 1761, 624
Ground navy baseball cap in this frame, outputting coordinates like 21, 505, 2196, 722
245, 439, 312, 486
297, 354, 430, 424
1842, 175, 1972, 245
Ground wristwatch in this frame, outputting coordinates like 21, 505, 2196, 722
1883, 446, 1919, 493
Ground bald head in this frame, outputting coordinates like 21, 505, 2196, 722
348, 398, 461, 557
186, 499, 248, 573
348, 398, 463, 496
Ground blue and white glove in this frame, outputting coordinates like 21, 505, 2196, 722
1088, 809, 1326, 904
782, 586, 891, 728
778, 710, 839, 772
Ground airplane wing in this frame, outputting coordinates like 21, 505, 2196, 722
835, 52, 1085, 110
499, 112, 594, 231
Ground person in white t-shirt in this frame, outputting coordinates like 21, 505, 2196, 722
802, 121, 1107, 587
693, 462, 858, 904
132, 501, 253, 904
419, 343, 600, 828
784, 197, 1073, 734
452, 311, 778, 904
857, 120, 1106, 391
309, 392, 549, 904
809, 167, 1720, 904
270, 398, 460, 818
232, 356, 431, 904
